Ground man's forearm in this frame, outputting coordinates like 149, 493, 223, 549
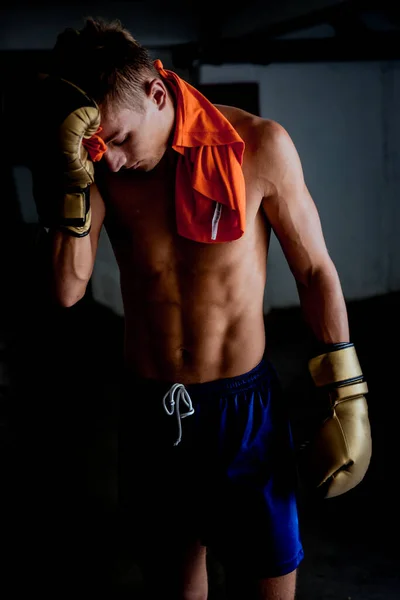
51, 231, 95, 307
297, 261, 350, 346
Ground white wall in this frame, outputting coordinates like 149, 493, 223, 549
385, 62, 400, 290
200, 61, 400, 310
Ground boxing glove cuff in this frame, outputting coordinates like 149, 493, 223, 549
308, 342, 365, 388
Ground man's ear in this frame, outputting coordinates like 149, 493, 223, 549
146, 78, 167, 110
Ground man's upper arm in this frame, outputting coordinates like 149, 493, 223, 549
260, 122, 331, 285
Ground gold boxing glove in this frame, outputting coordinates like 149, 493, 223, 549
31, 76, 104, 237
297, 342, 372, 499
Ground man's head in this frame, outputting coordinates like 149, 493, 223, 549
51, 17, 175, 172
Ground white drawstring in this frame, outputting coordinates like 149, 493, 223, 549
211, 202, 222, 241
162, 383, 195, 446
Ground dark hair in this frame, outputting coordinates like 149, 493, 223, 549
50, 16, 160, 110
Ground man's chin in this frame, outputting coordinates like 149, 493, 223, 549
142, 157, 164, 172
138, 163, 153, 172
133, 152, 166, 172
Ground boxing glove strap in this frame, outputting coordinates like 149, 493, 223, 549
329, 381, 369, 403
62, 186, 90, 223
308, 343, 363, 387
59, 206, 91, 238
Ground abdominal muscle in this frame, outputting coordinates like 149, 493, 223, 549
102, 147, 270, 384
119, 242, 267, 384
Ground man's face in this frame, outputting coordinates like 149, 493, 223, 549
99, 92, 170, 173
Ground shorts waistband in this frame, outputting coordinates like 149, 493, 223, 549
123, 358, 275, 446
126, 357, 274, 398
188, 357, 273, 395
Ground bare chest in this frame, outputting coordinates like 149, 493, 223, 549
99, 162, 265, 275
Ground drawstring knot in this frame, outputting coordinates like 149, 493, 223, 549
162, 383, 194, 446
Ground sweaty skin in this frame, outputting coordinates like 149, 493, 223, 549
100, 107, 270, 383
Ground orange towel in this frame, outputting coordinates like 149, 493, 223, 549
82, 126, 107, 162
154, 60, 246, 243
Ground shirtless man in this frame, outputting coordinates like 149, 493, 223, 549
31, 17, 371, 600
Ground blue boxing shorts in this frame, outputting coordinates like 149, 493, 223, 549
118, 358, 304, 579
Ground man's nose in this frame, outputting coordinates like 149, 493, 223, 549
104, 151, 125, 172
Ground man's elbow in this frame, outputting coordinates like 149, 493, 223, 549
53, 281, 88, 308
57, 293, 84, 308
295, 257, 340, 291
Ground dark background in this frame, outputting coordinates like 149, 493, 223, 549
1, 1, 399, 598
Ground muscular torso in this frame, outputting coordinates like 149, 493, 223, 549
99, 107, 271, 383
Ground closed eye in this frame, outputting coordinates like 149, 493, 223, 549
113, 136, 128, 147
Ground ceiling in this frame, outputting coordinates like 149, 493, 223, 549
1, 0, 400, 66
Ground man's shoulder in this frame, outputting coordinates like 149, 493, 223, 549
214, 104, 287, 150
